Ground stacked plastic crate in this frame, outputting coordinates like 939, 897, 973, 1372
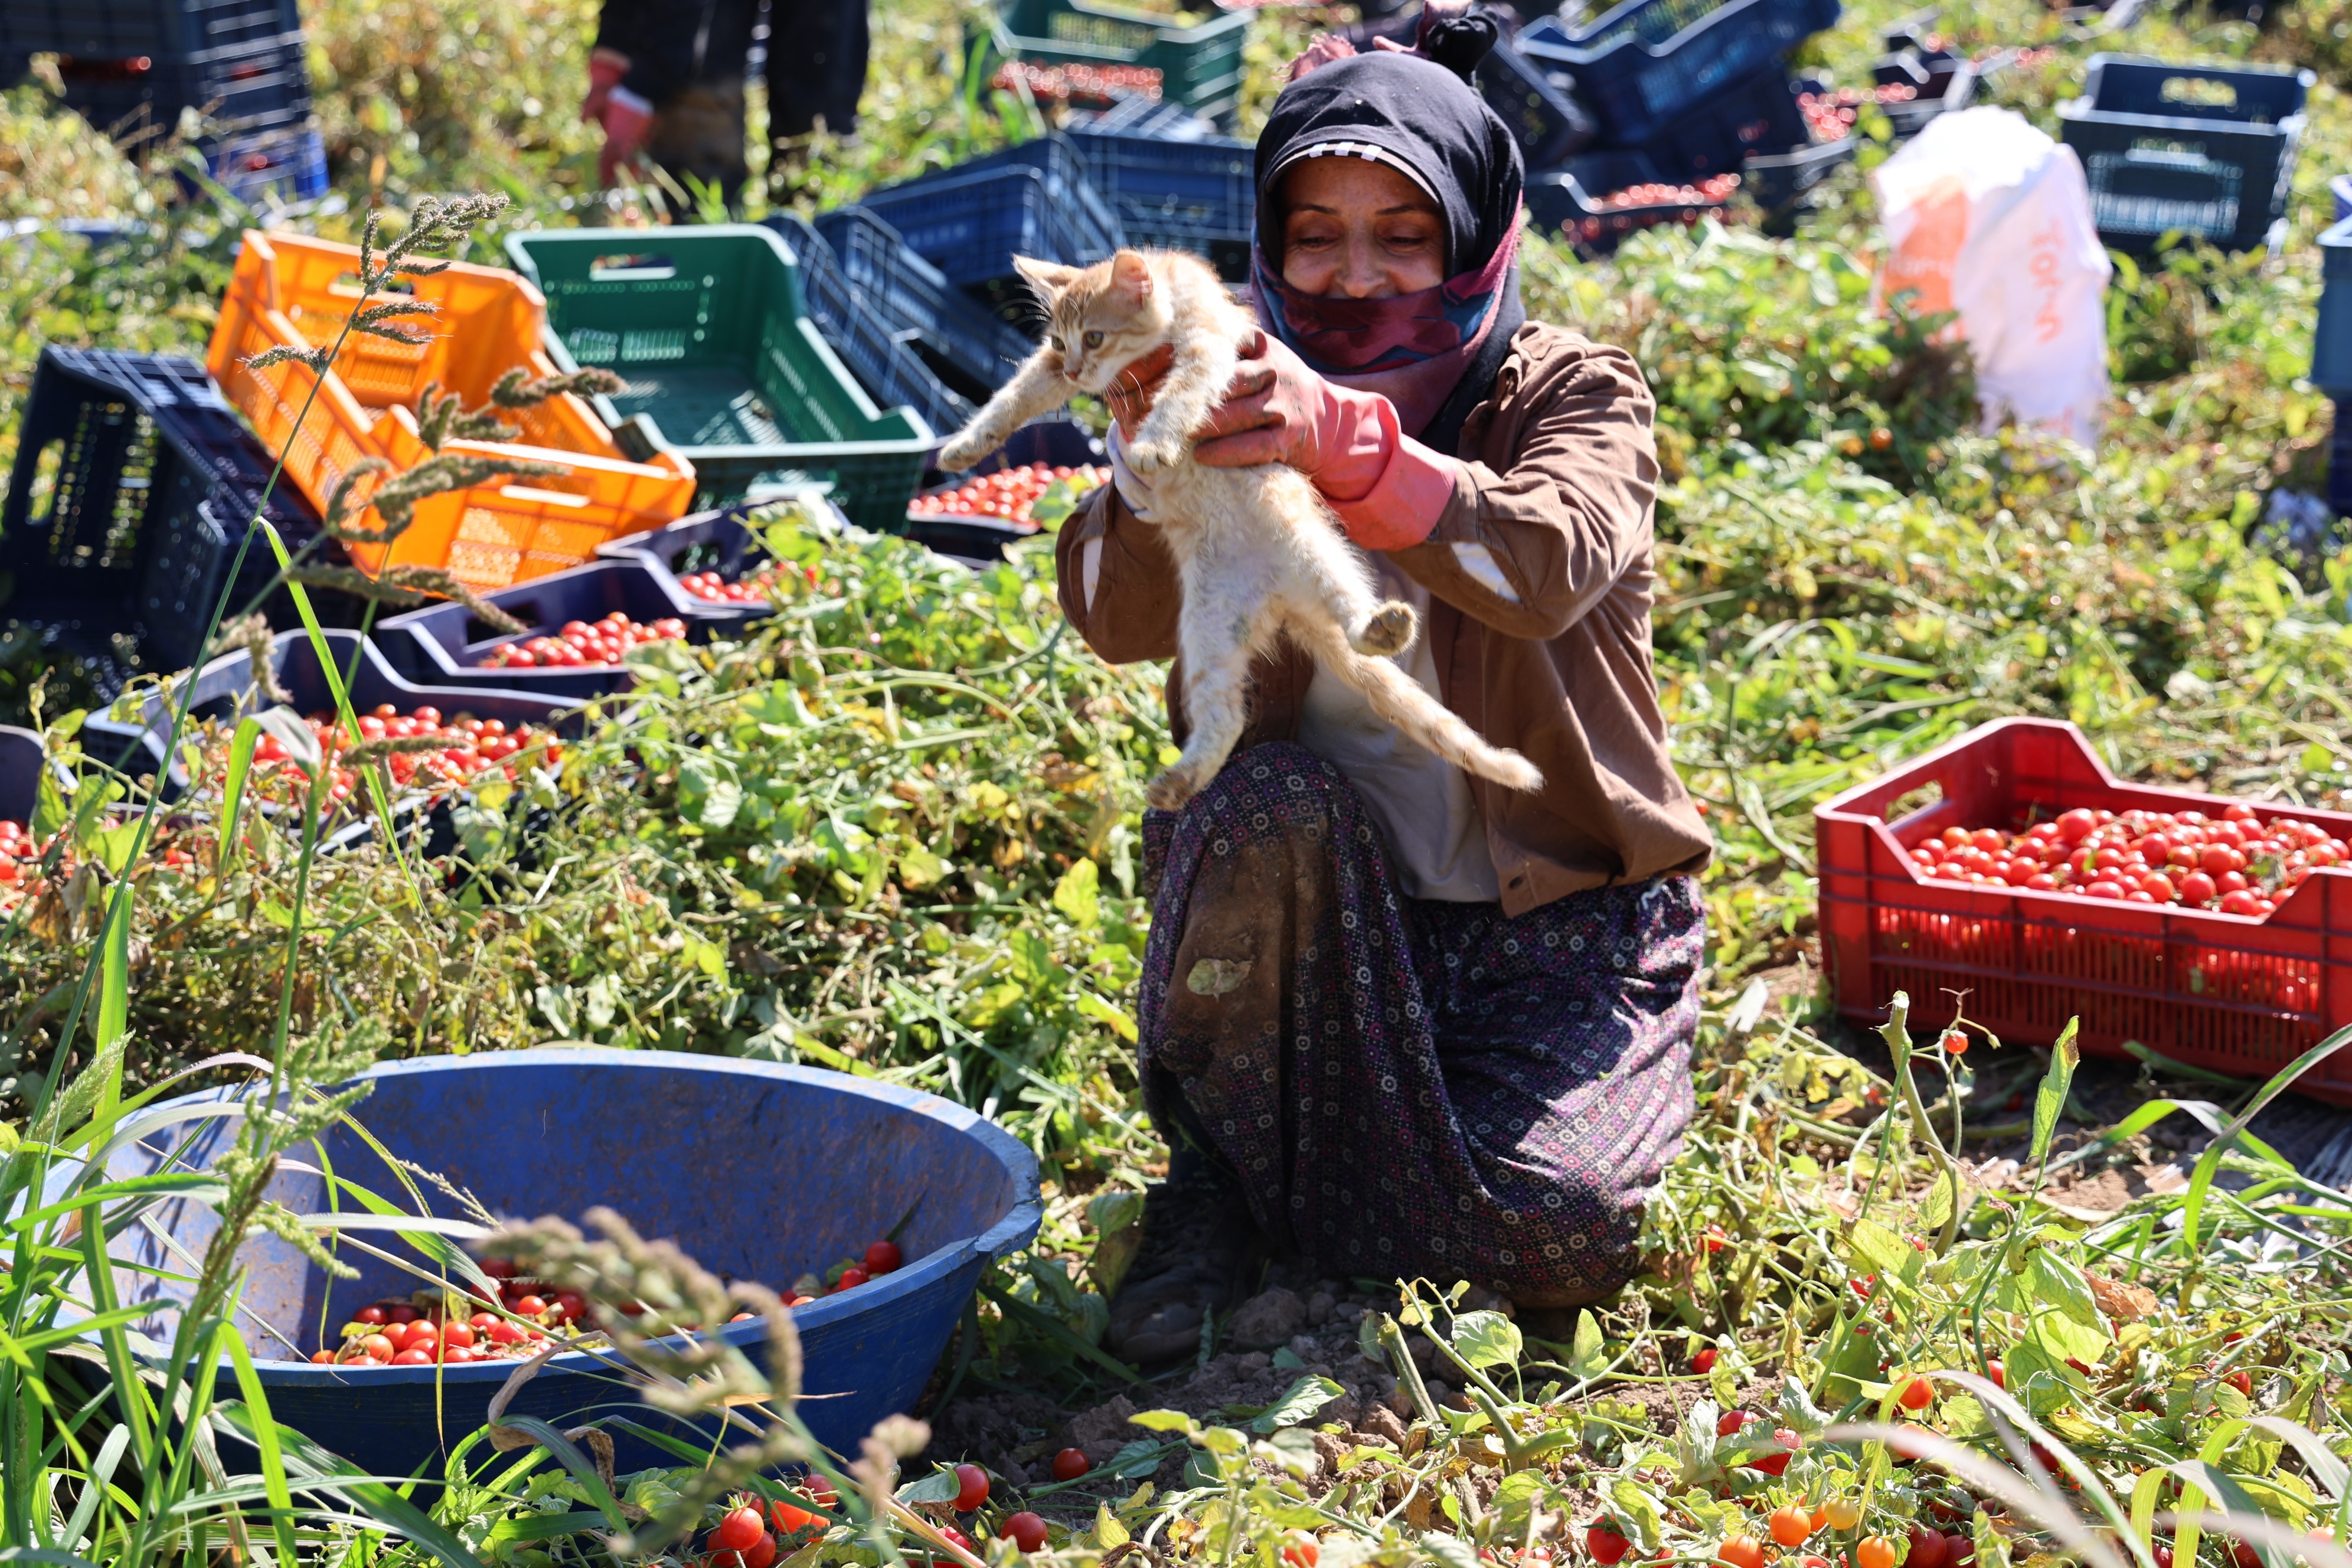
1507, 0, 1844, 252
0, 0, 328, 203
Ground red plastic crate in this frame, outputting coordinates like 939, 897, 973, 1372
1814, 717, 2352, 1103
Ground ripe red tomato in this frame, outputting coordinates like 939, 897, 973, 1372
512, 1295, 548, 1318
836, 1267, 871, 1292
1769, 1507, 1815, 1547
442, 1322, 475, 1350
391, 1348, 434, 1365
864, 1240, 903, 1275
2223, 1368, 2253, 1396
1001, 1512, 1048, 1553
354, 1305, 388, 1325
1945, 1535, 1977, 1568
1283, 1536, 1321, 1568
1906, 1525, 1948, 1568
1718, 1536, 1766, 1568
952, 1463, 990, 1512
2231, 1543, 2260, 1568
1857, 1538, 1900, 1568
1691, 1346, 1718, 1374
1716, 1409, 1749, 1437
1939, 1030, 1968, 1056
1587, 1526, 1632, 1564
714, 1505, 767, 1554
1897, 1376, 1934, 1410
1051, 1448, 1091, 1481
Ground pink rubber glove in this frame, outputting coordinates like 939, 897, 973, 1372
583, 47, 631, 124
594, 84, 655, 187
1191, 331, 1461, 552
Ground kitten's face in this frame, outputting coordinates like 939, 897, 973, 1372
1016, 251, 1169, 394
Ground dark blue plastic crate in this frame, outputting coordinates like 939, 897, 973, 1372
2311, 216, 2352, 395
211, 117, 328, 203
912, 419, 1105, 562
812, 206, 1036, 411
0, 723, 43, 827
0, 345, 334, 676
1525, 149, 1733, 254
2057, 54, 2312, 255
763, 212, 986, 439
1064, 126, 1254, 280
1063, 93, 1219, 139
0, 0, 300, 59
2333, 400, 2352, 517
374, 559, 726, 699
1476, 35, 1596, 169
2333, 172, 2352, 222
860, 134, 1127, 313
58, 29, 311, 135
81, 629, 586, 798
593, 505, 778, 625
1606, 63, 1810, 182
1516, 0, 1839, 151
1745, 134, 1855, 236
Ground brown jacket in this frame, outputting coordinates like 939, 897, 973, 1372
1054, 321, 1713, 916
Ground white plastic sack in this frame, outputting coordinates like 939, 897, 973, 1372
1871, 106, 2113, 450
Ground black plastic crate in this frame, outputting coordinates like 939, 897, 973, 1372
912, 418, 1105, 562
0, 0, 300, 60
593, 505, 779, 626
860, 134, 1127, 317
812, 205, 1041, 404
82, 629, 587, 801
1745, 134, 1854, 235
375, 559, 725, 698
1525, 149, 1736, 255
0, 345, 333, 676
2057, 54, 2312, 255
1514, 0, 1839, 152
1476, 35, 1595, 169
1064, 126, 1255, 281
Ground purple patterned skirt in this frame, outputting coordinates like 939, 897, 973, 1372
1138, 743, 1703, 1305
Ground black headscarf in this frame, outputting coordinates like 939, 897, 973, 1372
1252, 38, 1527, 451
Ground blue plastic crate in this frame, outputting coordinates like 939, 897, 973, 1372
211, 117, 328, 203
81, 629, 586, 801
375, 558, 725, 698
812, 206, 1037, 411
1064, 126, 1254, 280
2057, 54, 2312, 255
1525, 149, 1733, 255
0, 0, 300, 59
1516, 0, 1839, 151
2333, 172, 2352, 222
2333, 400, 2352, 517
0, 345, 333, 675
763, 212, 986, 439
1063, 93, 1218, 139
912, 419, 1104, 562
1476, 35, 1595, 170
0, 723, 43, 827
2310, 216, 2352, 394
860, 133, 1126, 308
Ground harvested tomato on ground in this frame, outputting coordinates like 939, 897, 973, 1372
1905, 802, 2344, 917
909, 462, 1109, 530
479, 612, 689, 668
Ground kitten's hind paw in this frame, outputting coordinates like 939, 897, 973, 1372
1125, 436, 1184, 475
936, 433, 997, 473
1353, 600, 1419, 658
1145, 766, 1200, 812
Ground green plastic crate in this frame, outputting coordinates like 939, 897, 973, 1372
503, 226, 934, 532
996, 0, 1251, 125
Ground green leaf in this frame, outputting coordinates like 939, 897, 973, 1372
1075, 990, 1138, 1043
1052, 857, 1100, 927
210, 1403, 489, 1568
1129, 1409, 1196, 1433
897, 1466, 963, 1505
31, 759, 67, 844
1250, 1374, 1342, 1433
2030, 1018, 2082, 1178
216, 716, 262, 876
1570, 1310, 1609, 1378
1452, 1309, 1523, 1370
2027, 1250, 2105, 1330
1847, 1218, 1912, 1278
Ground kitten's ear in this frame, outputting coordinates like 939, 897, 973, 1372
1013, 254, 1080, 297
1109, 249, 1155, 306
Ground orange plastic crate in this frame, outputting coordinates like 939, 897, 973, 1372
1815, 718, 2352, 1102
207, 230, 697, 590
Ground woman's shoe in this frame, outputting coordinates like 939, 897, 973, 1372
1103, 1156, 1264, 1364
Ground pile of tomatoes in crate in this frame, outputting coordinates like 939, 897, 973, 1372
1909, 802, 2348, 917
677, 561, 823, 606
312, 1290, 569, 1368
907, 463, 1108, 530
0, 819, 44, 895
1798, 83, 1921, 142
237, 704, 561, 811
479, 612, 690, 669
1593, 172, 1741, 211
784, 1237, 907, 1305
991, 59, 1164, 109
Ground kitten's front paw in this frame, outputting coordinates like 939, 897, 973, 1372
1126, 436, 1184, 475
936, 433, 995, 473
1145, 766, 1200, 812
1353, 600, 1419, 658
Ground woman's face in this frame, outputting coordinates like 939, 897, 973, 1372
1278, 156, 1446, 299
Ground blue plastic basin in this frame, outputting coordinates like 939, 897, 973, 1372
88, 1048, 1041, 1479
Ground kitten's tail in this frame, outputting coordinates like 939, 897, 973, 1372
1292, 619, 1545, 793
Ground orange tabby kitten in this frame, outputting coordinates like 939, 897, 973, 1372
937, 247, 1542, 811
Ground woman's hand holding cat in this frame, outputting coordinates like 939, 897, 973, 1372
1195, 333, 1466, 553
